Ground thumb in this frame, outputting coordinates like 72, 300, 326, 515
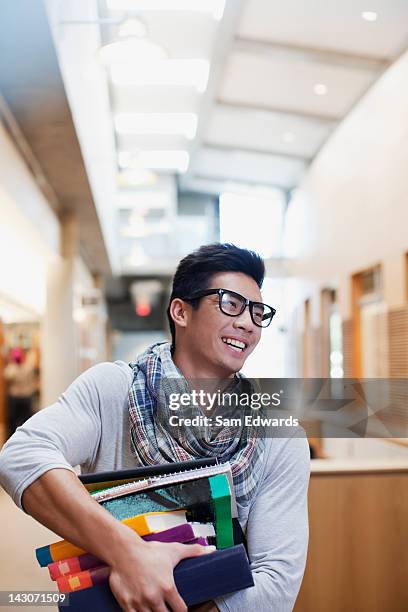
171, 543, 216, 564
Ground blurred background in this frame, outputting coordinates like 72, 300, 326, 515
0, 1, 407, 610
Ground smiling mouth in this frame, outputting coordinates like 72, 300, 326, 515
221, 336, 248, 353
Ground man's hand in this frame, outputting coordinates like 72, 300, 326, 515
109, 539, 216, 612
22, 470, 215, 611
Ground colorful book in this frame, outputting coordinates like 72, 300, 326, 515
56, 545, 254, 608
48, 523, 215, 580
37, 473, 233, 566
95, 474, 233, 550
53, 537, 208, 586
209, 474, 233, 549
36, 510, 187, 567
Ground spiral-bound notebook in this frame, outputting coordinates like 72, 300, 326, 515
79, 457, 217, 490
80, 459, 238, 518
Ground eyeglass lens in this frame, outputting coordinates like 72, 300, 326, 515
219, 291, 273, 327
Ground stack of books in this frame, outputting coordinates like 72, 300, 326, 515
34, 459, 254, 610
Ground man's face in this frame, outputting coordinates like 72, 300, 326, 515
185, 271, 263, 376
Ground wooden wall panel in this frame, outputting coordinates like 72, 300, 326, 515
342, 319, 353, 377
386, 306, 408, 427
303, 327, 322, 378
295, 470, 408, 612
388, 306, 408, 377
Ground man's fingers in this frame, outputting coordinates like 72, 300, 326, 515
165, 584, 188, 612
150, 604, 169, 612
174, 543, 216, 562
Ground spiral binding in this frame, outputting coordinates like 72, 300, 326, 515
92, 462, 232, 504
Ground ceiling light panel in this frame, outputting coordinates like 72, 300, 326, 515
361, 11, 378, 22
110, 59, 210, 92
119, 150, 190, 172
99, 38, 167, 65
107, 0, 226, 21
114, 113, 198, 139
117, 134, 190, 156
114, 87, 198, 114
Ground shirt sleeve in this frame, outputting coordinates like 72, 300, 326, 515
0, 362, 119, 510
216, 431, 310, 612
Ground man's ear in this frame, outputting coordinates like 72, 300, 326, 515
169, 298, 190, 329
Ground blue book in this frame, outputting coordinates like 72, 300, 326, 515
59, 544, 253, 610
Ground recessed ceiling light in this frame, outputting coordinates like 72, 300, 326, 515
119, 150, 190, 173
107, 0, 226, 21
361, 11, 378, 22
313, 83, 328, 96
283, 131, 295, 143
111, 59, 210, 93
99, 38, 167, 65
114, 113, 198, 139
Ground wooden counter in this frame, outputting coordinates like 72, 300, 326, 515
294, 461, 408, 612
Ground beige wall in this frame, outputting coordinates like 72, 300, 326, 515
0, 123, 107, 406
284, 49, 408, 322
0, 122, 59, 315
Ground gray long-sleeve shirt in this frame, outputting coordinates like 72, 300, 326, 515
0, 361, 310, 611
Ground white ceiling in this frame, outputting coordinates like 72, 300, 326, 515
47, 0, 408, 274
184, 0, 408, 194
238, 0, 408, 59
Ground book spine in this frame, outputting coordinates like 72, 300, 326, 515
48, 536, 207, 580
185, 537, 208, 546
57, 566, 110, 593
209, 475, 233, 549
48, 553, 99, 580
57, 542, 210, 594
36, 514, 151, 567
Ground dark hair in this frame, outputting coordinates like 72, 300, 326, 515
167, 242, 265, 349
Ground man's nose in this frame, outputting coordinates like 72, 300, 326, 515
232, 306, 254, 331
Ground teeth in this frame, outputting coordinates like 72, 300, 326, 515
222, 337, 246, 350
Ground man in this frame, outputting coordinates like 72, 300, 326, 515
0, 243, 310, 611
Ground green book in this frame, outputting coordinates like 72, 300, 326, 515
209, 474, 234, 549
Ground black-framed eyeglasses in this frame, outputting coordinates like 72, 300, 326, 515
181, 288, 276, 328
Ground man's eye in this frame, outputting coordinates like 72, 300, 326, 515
227, 300, 239, 309
252, 306, 264, 321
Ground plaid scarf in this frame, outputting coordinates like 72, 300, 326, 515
128, 342, 265, 505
